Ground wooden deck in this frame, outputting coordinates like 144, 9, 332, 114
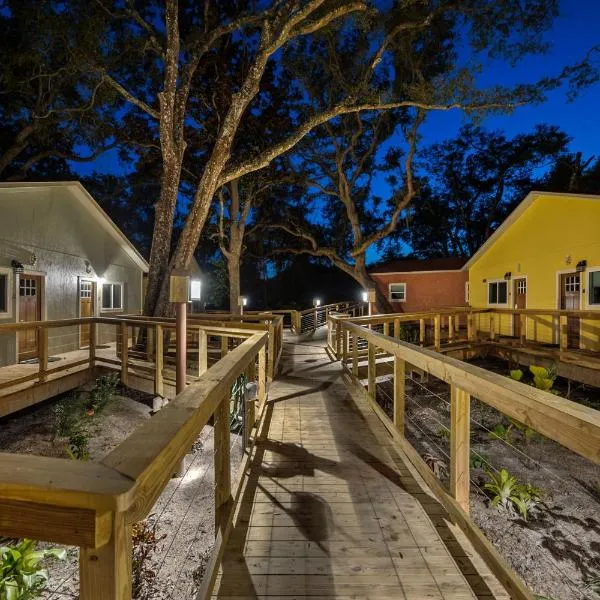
213, 330, 509, 599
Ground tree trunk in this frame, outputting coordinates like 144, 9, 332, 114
228, 253, 241, 315
354, 259, 394, 314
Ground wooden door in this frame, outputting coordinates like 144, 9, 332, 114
513, 278, 527, 337
18, 275, 42, 362
79, 280, 95, 348
560, 272, 581, 348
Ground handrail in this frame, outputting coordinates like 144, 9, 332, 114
0, 331, 269, 599
333, 313, 600, 600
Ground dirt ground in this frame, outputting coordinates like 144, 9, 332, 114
377, 360, 600, 600
0, 382, 243, 599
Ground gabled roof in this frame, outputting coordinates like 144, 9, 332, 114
463, 190, 600, 270
369, 257, 467, 274
0, 181, 148, 272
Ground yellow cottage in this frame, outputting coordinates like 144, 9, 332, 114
464, 191, 600, 351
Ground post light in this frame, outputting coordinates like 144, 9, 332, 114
189, 279, 202, 301
314, 298, 321, 307
361, 291, 368, 302
238, 296, 248, 315
169, 270, 190, 395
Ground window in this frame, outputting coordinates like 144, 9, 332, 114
19, 278, 37, 297
389, 283, 406, 302
516, 279, 527, 294
0, 272, 7, 314
589, 271, 600, 306
102, 282, 123, 310
80, 281, 93, 299
565, 274, 580, 292
488, 280, 508, 305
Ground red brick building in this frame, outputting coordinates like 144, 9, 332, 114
369, 257, 468, 313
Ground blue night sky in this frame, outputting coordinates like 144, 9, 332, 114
70, 0, 600, 264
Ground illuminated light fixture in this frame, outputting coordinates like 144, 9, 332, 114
189, 279, 202, 301
239, 296, 248, 307
361, 291, 368, 302
314, 298, 321, 307
576, 259, 587, 272
97, 277, 106, 286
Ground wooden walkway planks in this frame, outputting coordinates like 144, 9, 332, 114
213, 331, 509, 600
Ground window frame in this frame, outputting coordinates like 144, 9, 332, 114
101, 281, 124, 311
388, 282, 407, 303
587, 268, 600, 309
0, 268, 11, 317
487, 279, 509, 307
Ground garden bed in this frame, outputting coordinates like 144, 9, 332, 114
377, 363, 600, 600
0, 375, 244, 599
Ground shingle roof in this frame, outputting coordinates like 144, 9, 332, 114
368, 257, 467, 274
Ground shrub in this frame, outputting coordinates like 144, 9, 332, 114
529, 365, 556, 392
89, 374, 119, 414
0, 539, 66, 600
483, 468, 543, 520
509, 369, 523, 381
66, 425, 90, 461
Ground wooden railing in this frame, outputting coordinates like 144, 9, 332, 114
292, 301, 363, 334
0, 329, 269, 600
331, 313, 600, 600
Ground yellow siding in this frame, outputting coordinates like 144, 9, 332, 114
469, 193, 600, 350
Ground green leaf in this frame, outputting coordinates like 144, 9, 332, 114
509, 369, 523, 381
529, 365, 549, 379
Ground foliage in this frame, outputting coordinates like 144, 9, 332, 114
508, 418, 540, 443
529, 365, 557, 392
0, 539, 66, 600
509, 369, 523, 382
470, 452, 491, 470
132, 520, 165, 600
488, 423, 513, 444
52, 375, 119, 460
483, 469, 543, 520
437, 427, 451, 441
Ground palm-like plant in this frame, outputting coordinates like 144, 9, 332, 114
483, 469, 542, 520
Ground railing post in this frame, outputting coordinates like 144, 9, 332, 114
489, 313, 496, 342
368, 341, 376, 400
520, 313, 527, 346
79, 512, 132, 600
383, 321, 389, 337
267, 323, 275, 380
342, 325, 348, 363
434, 315, 441, 351
198, 328, 208, 376
258, 345, 266, 409
154, 324, 164, 397
89, 321, 96, 374
120, 321, 128, 386
450, 385, 471, 513
419, 318, 425, 345
393, 356, 405, 434
38, 326, 48, 383
352, 331, 358, 377
394, 318, 400, 339
467, 312, 474, 342
560, 314, 568, 352
214, 395, 232, 534
448, 315, 454, 342
454, 315, 460, 336
221, 335, 229, 358
335, 320, 342, 359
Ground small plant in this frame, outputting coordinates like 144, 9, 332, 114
529, 364, 556, 392
483, 468, 543, 520
132, 520, 165, 599
88, 374, 119, 414
509, 369, 523, 381
470, 451, 490, 469
437, 426, 451, 440
509, 418, 539, 443
66, 426, 89, 461
488, 423, 513, 443
0, 539, 66, 600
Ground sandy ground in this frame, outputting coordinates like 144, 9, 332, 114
0, 384, 243, 599
376, 365, 600, 600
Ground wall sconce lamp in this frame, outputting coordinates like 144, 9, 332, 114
11, 260, 24, 273
576, 260, 587, 272
504, 272, 512, 280
84, 260, 92, 275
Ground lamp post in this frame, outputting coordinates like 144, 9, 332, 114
313, 298, 321, 330
169, 270, 190, 395
362, 289, 376, 316
238, 296, 248, 316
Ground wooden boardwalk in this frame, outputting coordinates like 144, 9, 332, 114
213, 330, 509, 600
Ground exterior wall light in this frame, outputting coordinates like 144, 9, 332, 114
576, 260, 587, 272
314, 298, 321, 307
189, 279, 202, 301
